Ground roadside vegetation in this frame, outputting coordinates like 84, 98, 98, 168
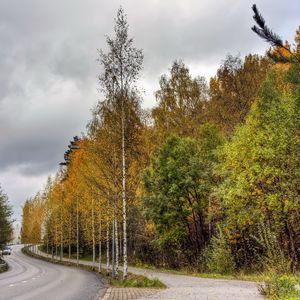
0, 257, 8, 273
20, 5, 300, 299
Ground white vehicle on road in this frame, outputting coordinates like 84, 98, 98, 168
2, 246, 12, 255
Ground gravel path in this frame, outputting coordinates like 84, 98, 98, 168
129, 267, 264, 300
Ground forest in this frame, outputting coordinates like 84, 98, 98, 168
20, 5, 300, 290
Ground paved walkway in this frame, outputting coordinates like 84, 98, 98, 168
102, 288, 160, 300
31, 248, 264, 300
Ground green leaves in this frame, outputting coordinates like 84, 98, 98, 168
142, 124, 223, 262
215, 67, 300, 267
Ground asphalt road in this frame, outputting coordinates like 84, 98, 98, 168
0, 245, 105, 300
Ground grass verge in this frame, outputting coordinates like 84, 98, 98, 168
102, 272, 165, 288
0, 257, 8, 273
22, 246, 165, 289
130, 261, 300, 285
36, 245, 299, 284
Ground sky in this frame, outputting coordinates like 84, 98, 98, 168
0, 0, 299, 223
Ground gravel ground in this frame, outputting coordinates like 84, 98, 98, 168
129, 267, 264, 300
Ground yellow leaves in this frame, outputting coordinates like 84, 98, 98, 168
21, 195, 45, 244
269, 43, 292, 62
251, 188, 263, 196
145, 222, 156, 235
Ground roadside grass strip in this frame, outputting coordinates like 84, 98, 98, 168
0, 257, 8, 273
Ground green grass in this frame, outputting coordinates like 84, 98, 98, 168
128, 261, 265, 282
102, 272, 166, 288
23, 246, 165, 289
129, 261, 300, 286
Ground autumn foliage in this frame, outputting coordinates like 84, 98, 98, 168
21, 8, 300, 275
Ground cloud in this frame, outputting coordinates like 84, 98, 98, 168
0, 0, 299, 221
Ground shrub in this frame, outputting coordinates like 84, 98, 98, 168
203, 227, 236, 274
259, 274, 300, 300
253, 224, 292, 274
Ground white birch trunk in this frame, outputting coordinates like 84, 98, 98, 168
60, 184, 64, 262
55, 225, 58, 259
112, 218, 115, 278
68, 217, 71, 261
92, 199, 95, 269
60, 214, 63, 261
119, 223, 122, 259
76, 196, 79, 267
115, 219, 119, 275
106, 223, 110, 275
121, 95, 128, 279
98, 215, 102, 273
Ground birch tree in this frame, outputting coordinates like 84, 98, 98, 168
98, 7, 143, 279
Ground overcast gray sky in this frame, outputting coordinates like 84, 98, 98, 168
0, 0, 299, 223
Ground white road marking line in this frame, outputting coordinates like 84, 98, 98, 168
9, 284, 14, 287
22, 280, 27, 283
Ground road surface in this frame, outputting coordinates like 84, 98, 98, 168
0, 245, 105, 300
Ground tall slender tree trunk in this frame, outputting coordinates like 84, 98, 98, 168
68, 217, 71, 261
76, 196, 79, 267
60, 184, 64, 262
121, 96, 128, 279
119, 223, 122, 259
115, 219, 119, 275
106, 223, 110, 275
55, 225, 58, 259
112, 218, 115, 278
98, 215, 102, 273
60, 215, 63, 262
92, 199, 95, 270
60, 233, 63, 261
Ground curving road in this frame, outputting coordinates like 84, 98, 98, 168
0, 245, 105, 300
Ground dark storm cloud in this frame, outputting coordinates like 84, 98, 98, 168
0, 0, 299, 220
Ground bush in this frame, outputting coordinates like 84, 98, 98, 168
259, 274, 300, 300
253, 224, 292, 274
203, 228, 236, 274
0, 257, 8, 273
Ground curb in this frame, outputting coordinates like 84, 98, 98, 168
102, 287, 112, 300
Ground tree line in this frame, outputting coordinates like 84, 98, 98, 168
21, 6, 300, 276
0, 186, 13, 248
